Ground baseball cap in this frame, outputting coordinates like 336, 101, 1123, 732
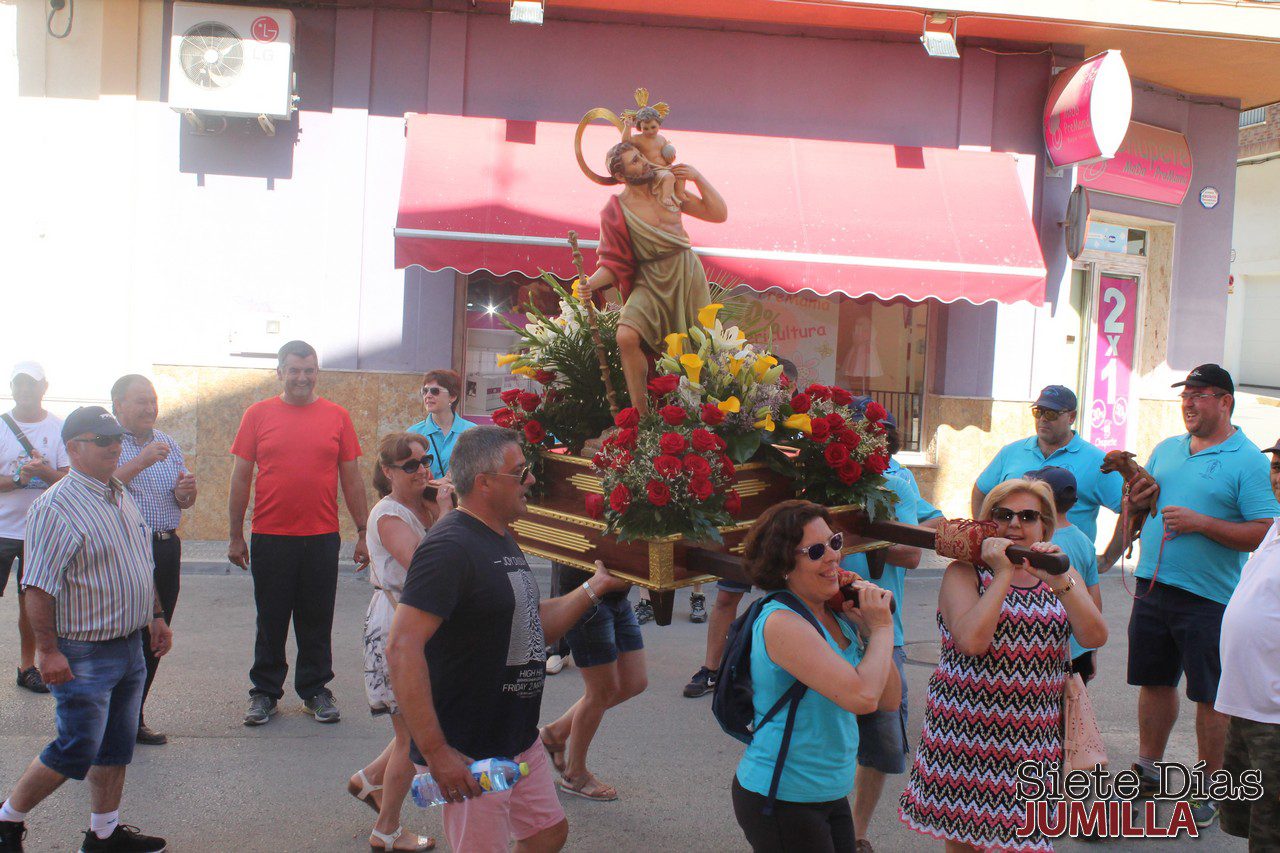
10, 361, 46, 383
1262, 438, 1280, 455
1172, 363, 1234, 394
1033, 385, 1078, 412
1024, 466, 1078, 513
61, 406, 126, 443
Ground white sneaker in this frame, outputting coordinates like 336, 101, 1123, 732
546, 654, 565, 675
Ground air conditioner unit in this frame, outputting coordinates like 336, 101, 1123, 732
167, 2, 295, 120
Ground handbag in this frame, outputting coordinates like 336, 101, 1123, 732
1061, 638, 1107, 773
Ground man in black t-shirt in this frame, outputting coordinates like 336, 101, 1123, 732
389, 427, 628, 852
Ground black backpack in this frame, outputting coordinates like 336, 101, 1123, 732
711, 590, 824, 815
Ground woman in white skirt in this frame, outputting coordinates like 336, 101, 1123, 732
348, 432, 452, 851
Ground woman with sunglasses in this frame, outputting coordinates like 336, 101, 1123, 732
348, 433, 454, 851
732, 500, 899, 852
407, 370, 474, 480
899, 478, 1107, 853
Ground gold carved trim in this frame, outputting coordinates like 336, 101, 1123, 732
569, 474, 604, 495
648, 539, 675, 587
538, 450, 594, 468
734, 479, 768, 498
524, 504, 607, 532
510, 520, 594, 554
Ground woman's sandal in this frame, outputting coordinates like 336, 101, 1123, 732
348, 769, 384, 814
539, 726, 567, 774
557, 772, 618, 802
370, 826, 435, 851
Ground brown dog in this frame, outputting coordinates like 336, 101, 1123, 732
1100, 450, 1158, 555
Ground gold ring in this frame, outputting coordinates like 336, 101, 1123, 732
575, 107, 625, 185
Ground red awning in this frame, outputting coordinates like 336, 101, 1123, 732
395, 114, 1047, 306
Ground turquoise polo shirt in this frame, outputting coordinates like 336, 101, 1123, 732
887, 458, 943, 522
1053, 523, 1099, 660
841, 470, 917, 646
406, 414, 476, 479
1136, 428, 1280, 606
975, 432, 1123, 544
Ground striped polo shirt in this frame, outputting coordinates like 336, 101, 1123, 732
22, 469, 155, 641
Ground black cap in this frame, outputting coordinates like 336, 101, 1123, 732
1024, 466, 1078, 513
1172, 363, 1234, 395
1263, 439, 1280, 456
1033, 385, 1078, 412
61, 406, 126, 443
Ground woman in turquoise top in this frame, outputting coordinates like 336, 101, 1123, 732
406, 369, 475, 479
734, 500, 900, 852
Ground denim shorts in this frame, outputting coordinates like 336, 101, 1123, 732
565, 594, 643, 668
716, 579, 753, 595
41, 631, 146, 780
856, 646, 909, 774
1127, 579, 1225, 704
0, 537, 23, 596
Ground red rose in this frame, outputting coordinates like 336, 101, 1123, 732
724, 489, 742, 516
838, 461, 863, 485
610, 451, 633, 470
647, 375, 680, 397
836, 429, 861, 449
585, 493, 604, 519
499, 388, 521, 405
864, 401, 887, 423
830, 387, 853, 406
609, 484, 631, 513
523, 420, 546, 443
720, 455, 736, 480
825, 413, 846, 431
492, 408, 515, 428
700, 403, 726, 426
614, 428, 638, 449
866, 453, 889, 474
789, 393, 812, 414
659, 432, 687, 455
806, 384, 831, 401
682, 454, 712, 477
690, 428, 717, 453
592, 452, 607, 469
614, 407, 640, 429
533, 369, 557, 385
714, 435, 728, 452
660, 405, 688, 426
809, 418, 831, 442
646, 479, 672, 507
688, 476, 714, 501
654, 455, 684, 479
779, 374, 792, 388
518, 391, 540, 412
824, 443, 850, 467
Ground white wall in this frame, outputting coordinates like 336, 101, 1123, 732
1225, 156, 1280, 385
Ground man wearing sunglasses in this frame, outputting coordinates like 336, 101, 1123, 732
972, 384, 1123, 546
0, 407, 170, 852
1102, 364, 1279, 828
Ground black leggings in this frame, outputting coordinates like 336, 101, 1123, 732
732, 777, 856, 853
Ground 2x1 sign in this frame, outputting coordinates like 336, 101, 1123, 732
1079, 122, 1192, 206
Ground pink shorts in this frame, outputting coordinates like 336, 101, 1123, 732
417, 738, 565, 851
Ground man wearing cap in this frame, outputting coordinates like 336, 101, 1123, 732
0, 407, 170, 853
972, 384, 1123, 545
1262, 437, 1280, 500
1105, 364, 1278, 828
0, 362, 69, 696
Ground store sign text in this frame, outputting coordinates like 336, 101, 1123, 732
1087, 276, 1139, 453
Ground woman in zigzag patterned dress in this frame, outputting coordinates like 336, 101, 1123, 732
899, 479, 1109, 852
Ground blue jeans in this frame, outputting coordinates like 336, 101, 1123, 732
40, 631, 146, 780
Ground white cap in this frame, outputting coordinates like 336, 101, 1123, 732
10, 362, 46, 383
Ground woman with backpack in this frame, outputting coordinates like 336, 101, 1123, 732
730, 500, 900, 852
898, 478, 1107, 852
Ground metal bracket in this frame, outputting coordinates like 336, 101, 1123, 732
257, 115, 276, 137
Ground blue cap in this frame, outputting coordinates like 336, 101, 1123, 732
1034, 385, 1077, 412
61, 406, 125, 443
1024, 466, 1077, 513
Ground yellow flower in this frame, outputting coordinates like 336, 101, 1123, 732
754, 414, 776, 432
752, 355, 778, 379
664, 332, 688, 358
512, 366, 538, 378
496, 353, 520, 366
572, 277, 585, 299
680, 353, 704, 386
728, 357, 745, 378
718, 396, 741, 414
736, 328, 747, 341
697, 303, 724, 329
783, 413, 813, 434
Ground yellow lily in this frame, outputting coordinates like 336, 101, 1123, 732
728, 357, 745, 378
496, 353, 520, 366
697, 303, 724, 329
718, 396, 741, 414
752, 355, 778, 379
680, 353, 704, 386
664, 332, 688, 358
783, 413, 813, 434
512, 366, 538, 378
754, 414, 776, 432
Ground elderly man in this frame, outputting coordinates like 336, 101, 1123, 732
229, 340, 368, 727
112, 375, 197, 746
1, 362, 68, 696
0, 407, 171, 853
972, 384, 1123, 545
388, 426, 629, 852
1108, 364, 1279, 828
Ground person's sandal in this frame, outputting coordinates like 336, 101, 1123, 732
557, 772, 618, 802
540, 726, 567, 773
348, 770, 384, 814
370, 826, 434, 851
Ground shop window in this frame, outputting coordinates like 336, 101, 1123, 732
461, 272, 562, 421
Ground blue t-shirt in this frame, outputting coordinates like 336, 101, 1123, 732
975, 432, 1123, 544
406, 414, 476, 479
1053, 523, 1099, 660
887, 458, 943, 522
736, 600, 863, 802
1136, 429, 1280, 605
841, 471, 917, 646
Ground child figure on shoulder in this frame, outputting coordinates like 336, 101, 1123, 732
621, 88, 687, 212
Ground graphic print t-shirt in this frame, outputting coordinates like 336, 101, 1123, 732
400, 511, 545, 761
0, 411, 68, 540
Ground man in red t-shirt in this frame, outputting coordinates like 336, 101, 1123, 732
228, 340, 369, 727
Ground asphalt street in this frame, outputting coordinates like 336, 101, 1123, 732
0, 546, 1246, 852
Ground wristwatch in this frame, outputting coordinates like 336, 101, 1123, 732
581, 581, 601, 606
11, 472, 21, 486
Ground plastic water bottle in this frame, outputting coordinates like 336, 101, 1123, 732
410, 758, 530, 807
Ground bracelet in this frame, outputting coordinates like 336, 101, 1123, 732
581, 581, 600, 606
356, 525, 367, 534
152, 612, 164, 620
1051, 575, 1075, 597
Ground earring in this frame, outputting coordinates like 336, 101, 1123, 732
783, 573, 790, 581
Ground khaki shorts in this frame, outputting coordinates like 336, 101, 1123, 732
1220, 715, 1280, 849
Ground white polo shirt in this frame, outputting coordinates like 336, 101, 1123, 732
1216, 518, 1280, 724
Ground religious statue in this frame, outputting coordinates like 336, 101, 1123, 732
575, 89, 728, 415
620, 89, 685, 212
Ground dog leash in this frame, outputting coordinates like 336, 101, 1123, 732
1118, 490, 1172, 600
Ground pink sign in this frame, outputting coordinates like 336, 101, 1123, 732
1079, 122, 1193, 206
1043, 51, 1132, 168
1086, 275, 1139, 453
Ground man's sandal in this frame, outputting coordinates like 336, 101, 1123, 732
370, 826, 435, 851
348, 769, 384, 814
540, 726, 567, 773
557, 773, 618, 802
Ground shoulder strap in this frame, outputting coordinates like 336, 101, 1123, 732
1, 414, 35, 456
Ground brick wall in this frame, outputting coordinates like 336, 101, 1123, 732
1240, 103, 1280, 160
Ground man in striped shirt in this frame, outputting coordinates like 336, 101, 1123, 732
0, 407, 170, 853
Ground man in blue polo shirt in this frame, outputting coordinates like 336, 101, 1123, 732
1120, 364, 1278, 828
972, 384, 1123, 544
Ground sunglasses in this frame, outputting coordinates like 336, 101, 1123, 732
422, 386, 448, 397
392, 455, 434, 474
1030, 406, 1069, 422
1179, 392, 1226, 403
795, 532, 844, 562
490, 465, 533, 485
992, 507, 1043, 524
70, 435, 124, 448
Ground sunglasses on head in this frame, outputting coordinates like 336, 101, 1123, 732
392, 455, 434, 474
71, 435, 123, 448
992, 507, 1043, 524
1030, 406, 1069, 422
795, 532, 843, 562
